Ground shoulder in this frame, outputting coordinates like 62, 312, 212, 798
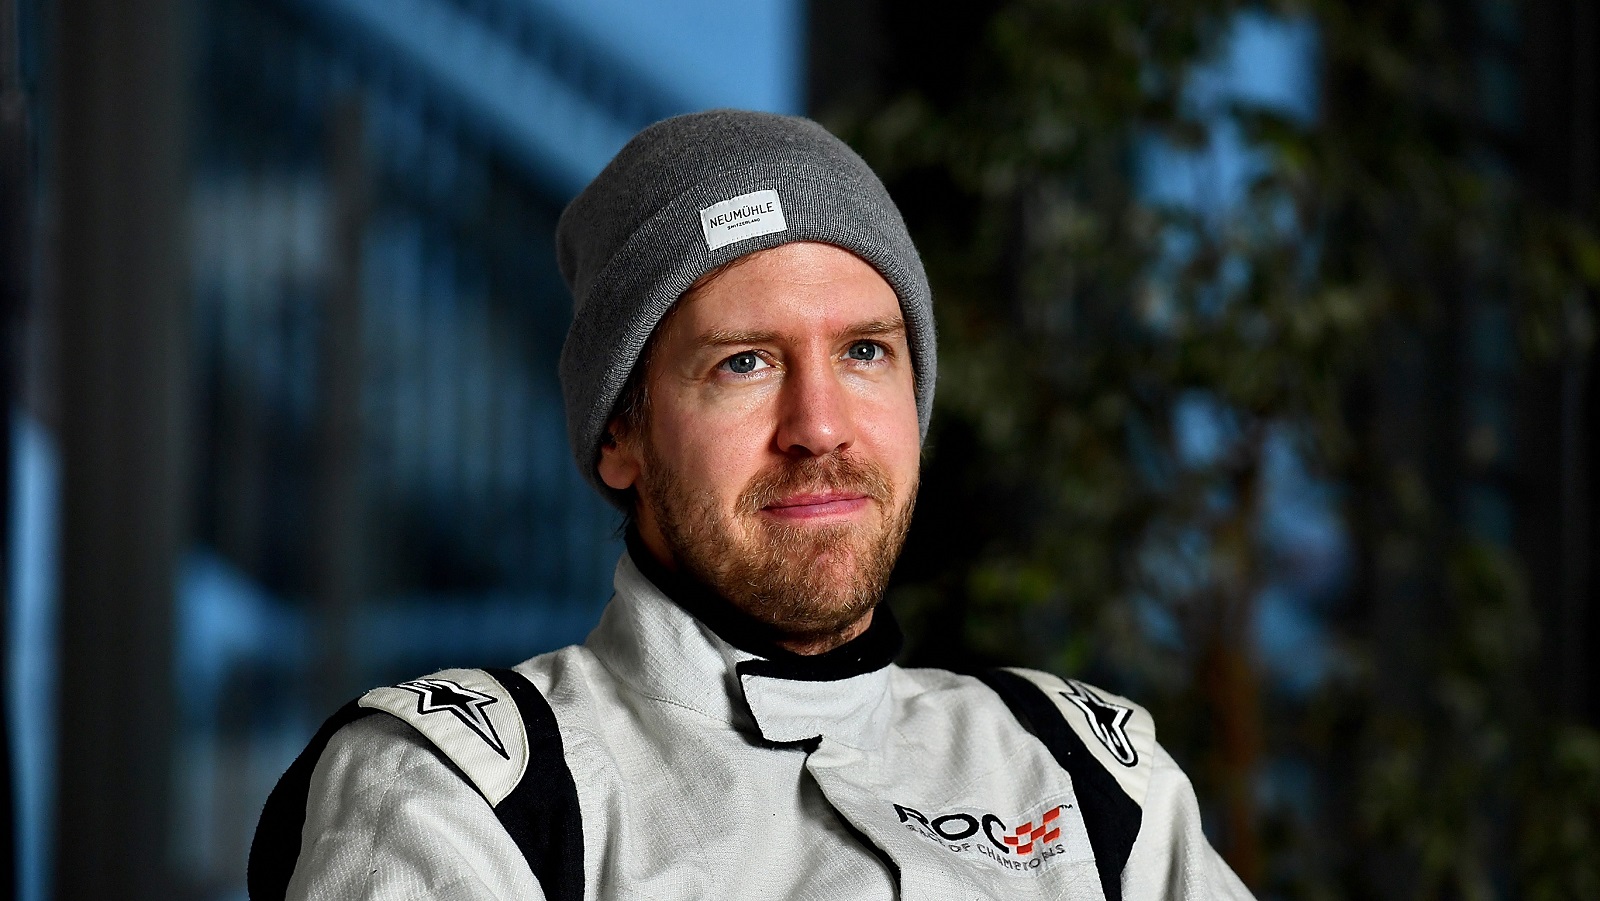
355, 667, 536, 807
248, 685, 509, 901
353, 646, 599, 797
252, 663, 577, 901
299, 711, 498, 844
892, 665, 1158, 802
978, 667, 1157, 806
280, 708, 541, 901
314, 707, 459, 789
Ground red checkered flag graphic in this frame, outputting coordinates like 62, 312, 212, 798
1000, 805, 1064, 856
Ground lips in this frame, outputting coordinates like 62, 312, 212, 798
761, 491, 871, 519
739, 453, 894, 519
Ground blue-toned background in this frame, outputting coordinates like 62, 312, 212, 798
3, 1, 1596, 899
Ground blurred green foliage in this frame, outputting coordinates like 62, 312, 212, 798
830, 0, 1600, 896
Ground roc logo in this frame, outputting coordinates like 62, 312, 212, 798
893, 801, 1072, 868
1000, 805, 1063, 855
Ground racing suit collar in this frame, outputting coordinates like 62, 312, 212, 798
584, 539, 898, 750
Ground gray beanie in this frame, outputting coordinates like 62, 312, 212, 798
556, 109, 936, 507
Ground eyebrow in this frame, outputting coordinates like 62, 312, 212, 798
693, 317, 907, 350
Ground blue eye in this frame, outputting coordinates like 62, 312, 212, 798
847, 341, 882, 362
726, 352, 761, 374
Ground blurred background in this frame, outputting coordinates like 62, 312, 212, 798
1, 0, 1597, 898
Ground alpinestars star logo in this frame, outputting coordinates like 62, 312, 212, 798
396, 678, 509, 759
1060, 680, 1138, 766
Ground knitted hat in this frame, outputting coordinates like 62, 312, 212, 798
556, 109, 936, 508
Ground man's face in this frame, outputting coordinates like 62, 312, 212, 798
598, 241, 922, 653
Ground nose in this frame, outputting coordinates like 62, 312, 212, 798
774, 358, 855, 458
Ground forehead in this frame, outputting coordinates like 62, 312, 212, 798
665, 242, 901, 338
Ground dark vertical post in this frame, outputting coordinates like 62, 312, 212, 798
1519, 0, 1598, 728
313, 94, 368, 712
1561, 0, 1598, 729
51, 0, 190, 896
0, 0, 29, 893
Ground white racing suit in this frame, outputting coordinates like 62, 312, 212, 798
249, 551, 1254, 901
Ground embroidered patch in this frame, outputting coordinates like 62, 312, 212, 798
396, 677, 509, 759
699, 189, 787, 250
1060, 680, 1138, 766
889, 797, 1093, 874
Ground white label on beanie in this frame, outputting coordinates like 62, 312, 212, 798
700, 189, 788, 251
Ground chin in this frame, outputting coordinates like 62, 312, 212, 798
745, 586, 880, 645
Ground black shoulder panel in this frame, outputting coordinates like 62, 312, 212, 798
485, 667, 585, 901
250, 671, 584, 901
976, 669, 1142, 901
247, 700, 376, 901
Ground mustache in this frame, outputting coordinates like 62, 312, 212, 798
738, 453, 894, 513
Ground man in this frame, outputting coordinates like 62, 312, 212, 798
250, 110, 1254, 901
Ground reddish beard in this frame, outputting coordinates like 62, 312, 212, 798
641, 448, 916, 645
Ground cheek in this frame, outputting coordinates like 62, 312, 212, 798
646, 400, 770, 500
859, 390, 922, 479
